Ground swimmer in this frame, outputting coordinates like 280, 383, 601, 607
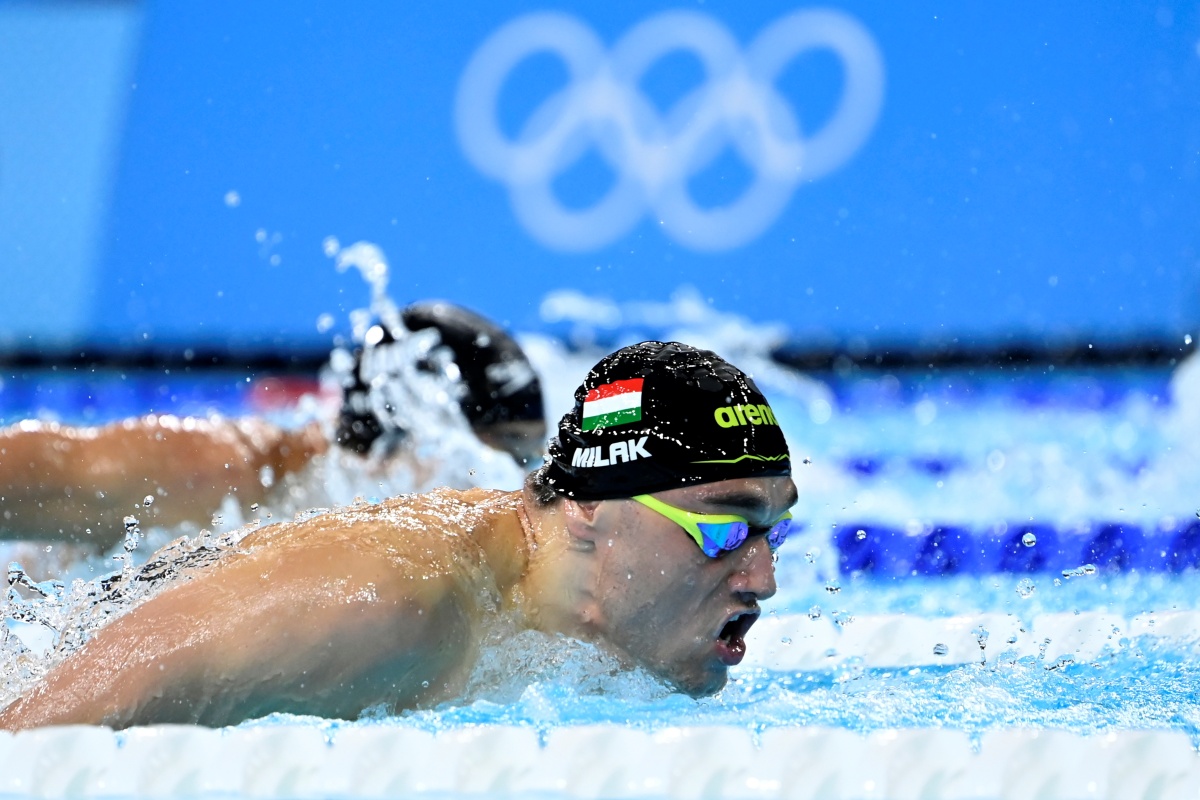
0, 302, 545, 545
0, 341, 796, 729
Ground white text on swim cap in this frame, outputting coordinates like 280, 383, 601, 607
571, 436, 652, 468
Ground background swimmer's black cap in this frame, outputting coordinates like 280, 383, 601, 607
335, 302, 544, 454
543, 341, 791, 500
402, 301, 543, 428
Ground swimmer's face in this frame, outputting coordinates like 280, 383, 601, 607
583, 475, 796, 696
473, 419, 548, 468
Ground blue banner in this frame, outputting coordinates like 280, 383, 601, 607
2, 1, 1198, 353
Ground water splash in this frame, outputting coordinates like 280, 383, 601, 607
312, 238, 524, 503
536, 286, 837, 426
0, 522, 257, 706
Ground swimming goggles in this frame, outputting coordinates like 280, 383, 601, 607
631, 494, 794, 558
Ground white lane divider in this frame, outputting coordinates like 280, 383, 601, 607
744, 610, 1200, 669
0, 724, 1196, 799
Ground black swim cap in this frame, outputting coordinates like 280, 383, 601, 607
401, 302, 543, 428
335, 302, 544, 455
543, 341, 791, 500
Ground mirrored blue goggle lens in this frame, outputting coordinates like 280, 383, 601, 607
695, 521, 749, 558
766, 518, 794, 550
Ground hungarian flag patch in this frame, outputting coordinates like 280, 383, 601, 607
581, 378, 643, 431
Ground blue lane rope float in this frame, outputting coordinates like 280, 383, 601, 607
833, 519, 1200, 577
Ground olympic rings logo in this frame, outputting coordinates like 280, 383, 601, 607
454, 9, 884, 252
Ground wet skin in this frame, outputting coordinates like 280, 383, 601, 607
0, 475, 796, 729
0, 414, 546, 547
0, 416, 326, 545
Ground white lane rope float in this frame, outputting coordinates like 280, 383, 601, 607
454, 9, 884, 252
1, 723, 1196, 799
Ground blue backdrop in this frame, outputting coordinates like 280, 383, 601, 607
2, 1, 1198, 354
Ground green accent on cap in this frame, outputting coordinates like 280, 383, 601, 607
691, 453, 790, 465
582, 407, 642, 432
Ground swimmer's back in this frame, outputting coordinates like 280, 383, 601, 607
0, 488, 527, 729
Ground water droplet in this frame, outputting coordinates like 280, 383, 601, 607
316, 313, 335, 333
804, 550, 816, 563
932, 643, 949, 656
44, 545, 52, 553
855, 529, 867, 541
212, 515, 223, 527
780, 637, 792, 645
250, 503, 260, 512
1022, 532, 1037, 547
1045, 654, 1075, 671
808, 605, 822, 620
142, 495, 154, 507
322, 236, 341, 257
421, 680, 430, 689
1016, 578, 1036, 598
224, 190, 241, 207
123, 515, 139, 531
824, 579, 841, 594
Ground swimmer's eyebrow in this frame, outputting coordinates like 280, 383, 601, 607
698, 488, 797, 518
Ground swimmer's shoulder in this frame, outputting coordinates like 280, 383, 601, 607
373, 488, 526, 587
235, 489, 525, 583
373, 487, 520, 523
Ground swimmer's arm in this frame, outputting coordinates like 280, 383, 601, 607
0, 531, 473, 730
0, 417, 327, 545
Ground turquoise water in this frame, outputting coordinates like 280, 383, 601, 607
4, 345, 1198, 752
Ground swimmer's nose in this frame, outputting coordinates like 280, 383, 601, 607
730, 538, 777, 602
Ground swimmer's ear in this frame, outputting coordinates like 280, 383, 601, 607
561, 499, 608, 543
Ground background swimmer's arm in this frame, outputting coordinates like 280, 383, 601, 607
0, 526, 475, 730
0, 417, 327, 547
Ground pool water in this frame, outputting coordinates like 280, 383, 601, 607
2, 309, 1199, 796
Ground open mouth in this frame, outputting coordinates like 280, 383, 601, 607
715, 610, 759, 665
